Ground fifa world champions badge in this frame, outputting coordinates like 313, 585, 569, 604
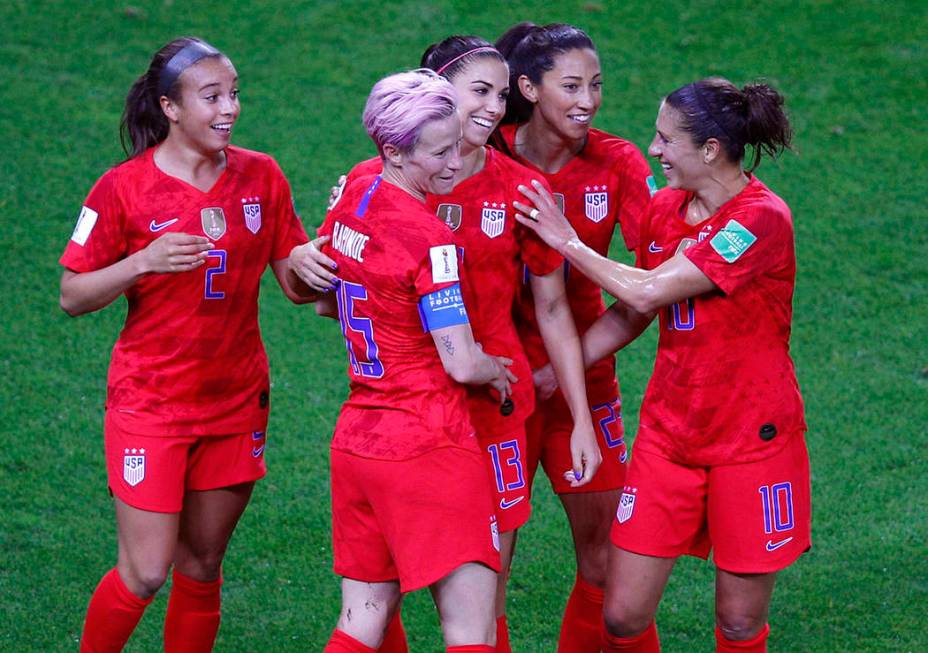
481, 202, 506, 239
584, 185, 609, 223
616, 486, 637, 523
123, 448, 146, 486
436, 203, 462, 231
201, 207, 227, 240
241, 196, 262, 234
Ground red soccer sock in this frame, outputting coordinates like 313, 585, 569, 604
602, 620, 661, 652
80, 567, 153, 653
445, 647, 494, 653
495, 614, 512, 653
164, 569, 223, 653
378, 610, 408, 653
557, 575, 605, 653
324, 629, 378, 653
715, 623, 770, 652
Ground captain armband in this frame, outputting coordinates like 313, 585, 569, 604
418, 283, 469, 332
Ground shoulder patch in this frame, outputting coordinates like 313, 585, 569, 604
646, 176, 658, 196
709, 218, 757, 263
429, 245, 459, 283
71, 206, 99, 246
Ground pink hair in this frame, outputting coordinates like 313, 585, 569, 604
362, 69, 458, 154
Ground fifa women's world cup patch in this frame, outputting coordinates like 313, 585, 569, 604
241, 196, 262, 234
123, 448, 146, 486
419, 283, 469, 332
710, 218, 757, 263
584, 185, 609, 222
429, 245, 459, 283
616, 485, 638, 523
481, 201, 506, 238
71, 205, 99, 246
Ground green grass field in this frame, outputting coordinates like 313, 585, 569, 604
2, 1, 926, 650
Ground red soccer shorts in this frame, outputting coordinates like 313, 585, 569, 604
478, 424, 531, 532
330, 446, 502, 593
104, 411, 268, 513
526, 393, 628, 495
611, 433, 811, 573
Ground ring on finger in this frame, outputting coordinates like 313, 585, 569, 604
529, 208, 540, 220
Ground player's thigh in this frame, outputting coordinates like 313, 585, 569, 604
114, 497, 180, 596
603, 546, 676, 636
431, 561, 497, 646
560, 489, 621, 582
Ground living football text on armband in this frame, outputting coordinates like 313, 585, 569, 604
419, 283, 469, 332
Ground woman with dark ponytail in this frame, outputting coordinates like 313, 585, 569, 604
514, 77, 809, 653
491, 22, 654, 653
60, 37, 312, 651
291, 34, 598, 653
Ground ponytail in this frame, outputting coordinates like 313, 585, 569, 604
665, 77, 792, 171
119, 37, 223, 159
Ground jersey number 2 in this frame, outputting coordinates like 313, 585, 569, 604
336, 280, 384, 378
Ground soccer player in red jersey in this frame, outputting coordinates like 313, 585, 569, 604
488, 23, 655, 652
314, 69, 518, 653
59, 38, 311, 652
514, 78, 809, 653
290, 37, 599, 653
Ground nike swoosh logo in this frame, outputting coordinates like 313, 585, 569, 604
766, 537, 793, 551
499, 496, 524, 510
648, 241, 663, 253
149, 218, 179, 232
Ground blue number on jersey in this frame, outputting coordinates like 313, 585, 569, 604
204, 249, 227, 299
336, 280, 384, 378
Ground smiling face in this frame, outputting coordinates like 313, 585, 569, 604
163, 56, 240, 154
648, 101, 706, 190
399, 113, 463, 196
448, 56, 509, 151
526, 48, 602, 141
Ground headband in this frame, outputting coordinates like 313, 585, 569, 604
435, 46, 499, 75
157, 41, 221, 97
691, 83, 736, 144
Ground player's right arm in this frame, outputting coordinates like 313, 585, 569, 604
60, 232, 213, 316
430, 323, 515, 401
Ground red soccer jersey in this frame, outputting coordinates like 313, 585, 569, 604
60, 145, 308, 436
635, 177, 806, 465
350, 150, 562, 434
497, 125, 653, 400
319, 175, 478, 461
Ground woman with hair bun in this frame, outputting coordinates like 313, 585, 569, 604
317, 69, 514, 653
492, 22, 654, 653
514, 77, 809, 653
59, 37, 312, 652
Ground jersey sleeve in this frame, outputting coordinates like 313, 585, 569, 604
268, 160, 309, 260
613, 146, 654, 253
515, 175, 563, 276
412, 226, 462, 297
59, 170, 128, 273
685, 205, 792, 295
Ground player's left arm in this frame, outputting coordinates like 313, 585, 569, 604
515, 181, 717, 313
530, 269, 602, 487
271, 257, 320, 305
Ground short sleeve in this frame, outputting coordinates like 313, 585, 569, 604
59, 171, 128, 273
614, 147, 653, 253
685, 206, 792, 295
516, 176, 563, 276
411, 221, 461, 298
269, 161, 309, 260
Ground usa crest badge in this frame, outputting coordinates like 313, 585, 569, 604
436, 203, 462, 231
481, 202, 506, 239
242, 196, 262, 234
490, 516, 500, 552
616, 486, 637, 523
123, 448, 146, 487
584, 185, 608, 223
201, 207, 226, 240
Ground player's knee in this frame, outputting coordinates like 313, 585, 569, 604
175, 543, 227, 580
603, 601, 653, 638
126, 565, 170, 598
716, 610, 766, 641
576, 549, 609, 587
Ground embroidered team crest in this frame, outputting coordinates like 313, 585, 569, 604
436, 203, 462, 231
200, 207, 227, 240
584, 185, 608, 222
616, 486, 637, 523
490, 516, 500, 551
123, 448, 146, 487
241, 197, 262, 234
553, 192, 565, 213
481, 202, 506, 239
